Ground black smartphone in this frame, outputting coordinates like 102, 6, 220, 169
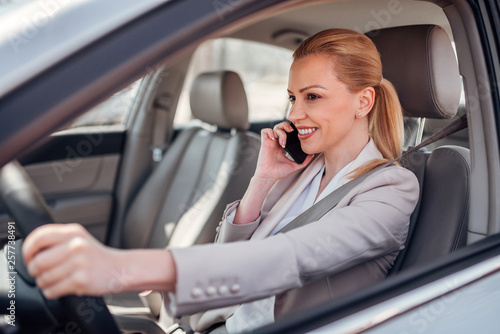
284, 122, 308, 164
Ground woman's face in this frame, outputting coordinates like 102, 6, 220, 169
287, 54, 372, 157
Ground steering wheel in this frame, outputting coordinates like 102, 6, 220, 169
0, 161, 121, 334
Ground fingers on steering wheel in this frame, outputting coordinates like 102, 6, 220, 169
23, 223, 86, 264
36, 254, 76, 294
26, 241, 70, 278
42, 270, 89, 299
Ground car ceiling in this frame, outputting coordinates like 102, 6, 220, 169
228, 0, 452, 50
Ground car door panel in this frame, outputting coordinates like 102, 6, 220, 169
23, 154, 119, 196
0, 131, 125, 243
23, 154, 120, 242
47, 193, 113, 243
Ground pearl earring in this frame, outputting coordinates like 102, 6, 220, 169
357, 113, 362, 118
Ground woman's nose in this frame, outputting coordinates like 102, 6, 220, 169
288, 104, 306, 122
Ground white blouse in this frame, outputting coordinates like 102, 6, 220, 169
225, 161, 354, 333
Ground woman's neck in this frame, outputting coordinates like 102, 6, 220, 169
322, 136, 369, 182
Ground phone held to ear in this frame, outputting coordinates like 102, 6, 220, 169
284, 122, 308, 164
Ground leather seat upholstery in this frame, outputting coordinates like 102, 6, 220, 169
122, 70, 260, 249
368, 25, 470, 273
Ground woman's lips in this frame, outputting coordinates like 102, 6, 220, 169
296, 127, 317, 140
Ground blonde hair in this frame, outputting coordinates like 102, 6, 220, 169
293, 29, 404, 177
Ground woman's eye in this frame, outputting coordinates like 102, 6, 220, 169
307, 94, 319, 101
288, 95, 296, 103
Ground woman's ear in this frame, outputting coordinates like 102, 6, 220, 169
358, 87, 376, 115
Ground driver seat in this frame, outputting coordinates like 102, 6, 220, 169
368, 25, 470, 274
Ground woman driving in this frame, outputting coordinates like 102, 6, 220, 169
22, 28, 419, 333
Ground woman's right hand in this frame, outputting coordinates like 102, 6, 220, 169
23, 223, 177, 299
255, 121, 313, 182
233, 121, 313, 225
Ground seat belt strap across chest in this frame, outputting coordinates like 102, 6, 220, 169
278, 114, 468, 234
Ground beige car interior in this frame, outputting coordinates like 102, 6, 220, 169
106, 70, 260, 311
0, 148, 120, 243
8, 0, 500, 332
112, 23, 471, 334
120, 70, 260, 250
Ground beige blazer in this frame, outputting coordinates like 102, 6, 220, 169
165, 140, 419, 330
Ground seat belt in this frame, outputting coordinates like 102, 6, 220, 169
151, 93, 174, 165
278, 114, 468, 234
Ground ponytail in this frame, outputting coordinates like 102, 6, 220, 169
349, 78, 404, 178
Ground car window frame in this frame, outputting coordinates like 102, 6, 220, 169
0, 0, 286, 167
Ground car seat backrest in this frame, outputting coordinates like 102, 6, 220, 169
368, 25, 470, 273
122, 70, 260, 249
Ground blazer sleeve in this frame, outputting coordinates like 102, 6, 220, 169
213, 201, 262, 244
165, 166, 419, 316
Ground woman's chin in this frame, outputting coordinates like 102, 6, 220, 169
301, 146, 315, 156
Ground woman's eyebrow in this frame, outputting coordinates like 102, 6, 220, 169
287, 85, 327, 94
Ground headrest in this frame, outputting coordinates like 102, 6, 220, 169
368, 25, 461, 119
190, 70, 250, 130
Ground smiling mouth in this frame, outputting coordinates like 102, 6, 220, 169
297, 128, 317, 135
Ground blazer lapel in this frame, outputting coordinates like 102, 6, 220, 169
252, 139, 382, 239
251, 155, 325, 240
